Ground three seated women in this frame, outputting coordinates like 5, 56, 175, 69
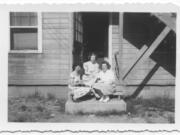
68, 53, 116, 103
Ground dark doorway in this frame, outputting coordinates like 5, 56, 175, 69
82, 12, 109, 61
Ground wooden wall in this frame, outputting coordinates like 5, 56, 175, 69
8, 12, 73, 85
111, 13, 175, 86
8, 12, 176, 86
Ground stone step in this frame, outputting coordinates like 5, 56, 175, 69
65, 98, 127, 114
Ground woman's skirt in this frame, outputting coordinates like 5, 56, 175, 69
93, 82, 116, 95
69, 86, 92, 100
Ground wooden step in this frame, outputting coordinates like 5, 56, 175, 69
65, 98, 127, 114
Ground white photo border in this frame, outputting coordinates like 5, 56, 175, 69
0, 2, 180, 134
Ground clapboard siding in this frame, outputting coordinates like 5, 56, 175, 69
42, 13, 70, 18
111, 13, 175, 85
8, 12, 73, 85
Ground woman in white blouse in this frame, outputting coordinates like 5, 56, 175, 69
82, 53, 99, 86
92, 61, 116, 102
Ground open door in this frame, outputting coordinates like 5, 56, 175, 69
82, 13, 109, 62
73, 12, 110, 67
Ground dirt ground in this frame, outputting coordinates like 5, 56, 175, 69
8, 92, 174, 123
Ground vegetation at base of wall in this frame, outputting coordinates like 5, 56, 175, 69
47, 93, 56, 101
126, 97, 174, 113
8, 91, 174, 123
8, 91, 66, 122
126, 97, 175, 123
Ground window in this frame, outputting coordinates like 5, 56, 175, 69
9, 12, 42, 53
74, 13, 83, 43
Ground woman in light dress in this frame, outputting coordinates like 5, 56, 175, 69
82, 53, 100, 86
69, 64, 83, 87
68, 64, 92, 101
92, 61, 116, 102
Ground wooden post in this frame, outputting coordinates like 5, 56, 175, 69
122, 45, 148, 80
118, 12, 124, 84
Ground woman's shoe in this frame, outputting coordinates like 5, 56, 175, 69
94, 93, 100, 98
102, 96, 110, 102
91, 89, 100, 98
99, 97, 104, 102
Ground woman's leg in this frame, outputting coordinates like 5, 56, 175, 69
94, 88, 104, 98
93, 88, 108, 102
102, 95, 110, 102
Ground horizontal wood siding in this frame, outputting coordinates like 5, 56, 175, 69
111, 13, 175, 85
9, 12, 73, 85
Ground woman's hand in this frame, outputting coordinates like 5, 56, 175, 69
98, 80, 104, 83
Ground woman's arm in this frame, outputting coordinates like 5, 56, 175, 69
69, 74, 75, 86
105, 71, 115, 84
83, 62, 90, 75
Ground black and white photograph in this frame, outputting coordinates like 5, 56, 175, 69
0, 1, 180, 134
6, 10, 176, 123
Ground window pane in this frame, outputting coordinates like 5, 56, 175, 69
79, 23, 82, 33
78, 14, 82, 22
10, 12, 37, 26
78, 31, 80, 42
80, 33, 83, 43
11, 28, 38, 50
76, 31, 78, 41
78, 23, 80, 32
75, 21, 78, 30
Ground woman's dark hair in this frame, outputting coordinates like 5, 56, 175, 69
88, 52, 97, 60
100, 61, 111, 70
72, 63, 82, 71
72, 63, 84, 79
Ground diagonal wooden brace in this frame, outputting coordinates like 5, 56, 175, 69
122, 26, 171, 81
153, 13, 176, 32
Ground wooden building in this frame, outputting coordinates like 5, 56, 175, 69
8, 12, 176, 99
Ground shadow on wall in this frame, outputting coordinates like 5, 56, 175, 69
111, 13, 176, 99
123, 13, 176, 77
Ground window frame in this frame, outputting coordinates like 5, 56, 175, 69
9, 12, 42, 53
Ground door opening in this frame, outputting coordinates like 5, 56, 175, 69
82, 12, 109, 62
73, 12, 109, 67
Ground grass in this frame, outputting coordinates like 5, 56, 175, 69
8, 91, 175, 123
8, 91, 61, 122
26, 91, 42, 99
167, 115, 175, 123
126, 96, 175, 123
47, 93, 56, 101
57, 98, 66, 112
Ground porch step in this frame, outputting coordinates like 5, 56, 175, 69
65, 98, 127, 114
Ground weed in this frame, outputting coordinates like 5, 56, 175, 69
47, 93, 56, 100
126, 97, 174, 113
57, 98, 66, 112
26, 91, 43, 100
36, 105, 45, 112
19, 104, 27, 112
168, 115, 175, 123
